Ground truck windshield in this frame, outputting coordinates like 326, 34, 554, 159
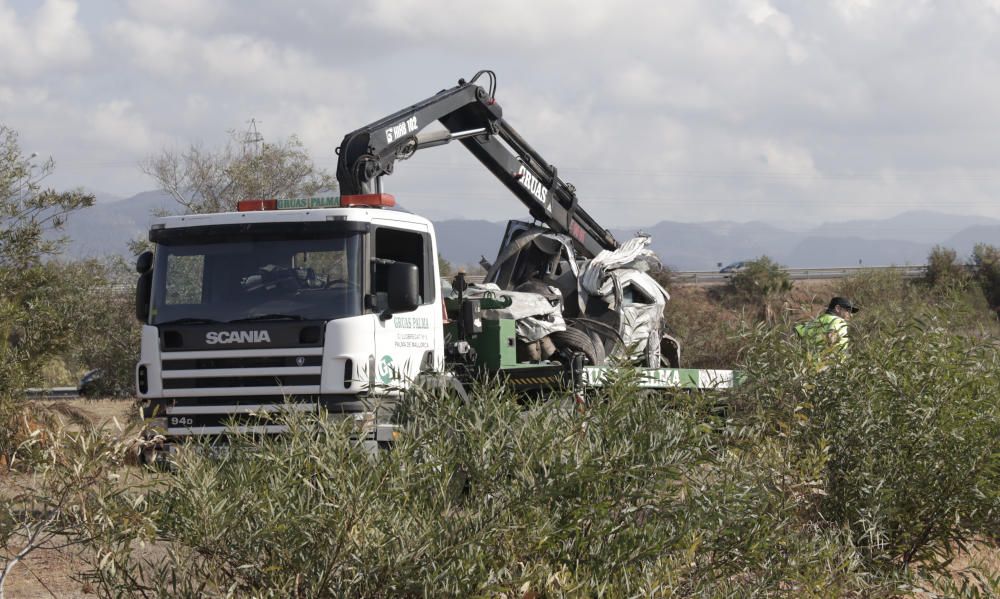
149, 232, 363, 325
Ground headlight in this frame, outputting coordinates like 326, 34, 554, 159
137, 365, 149, 394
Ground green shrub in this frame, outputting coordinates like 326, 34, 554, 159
79, 378, 733, 596
79, 373, 891, 596
50, 268, 1000, 596
924, 245, 971, 291
735, 307, 1000, 575
839, 268, 912, 312
438, 255, 453, 278
726, 256, 793, 321
971, 243, 1000, 312
823, 322, 1000, 569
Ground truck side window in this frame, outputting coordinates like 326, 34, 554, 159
373, 228, 434, 304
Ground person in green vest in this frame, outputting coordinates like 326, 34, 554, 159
795, 296, 859, 355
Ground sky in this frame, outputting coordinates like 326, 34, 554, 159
3, 0, 1000, 229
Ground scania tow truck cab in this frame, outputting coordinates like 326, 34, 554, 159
135, 194, 443, 446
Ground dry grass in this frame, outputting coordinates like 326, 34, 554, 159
3, 542, 95, 599
664, 279, 843, 368
29, 398, 137, 433
2, 398, 137, 598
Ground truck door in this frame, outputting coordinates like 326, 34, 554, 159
370, 224, 440, 392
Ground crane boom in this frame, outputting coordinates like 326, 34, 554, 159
335, 71, 618, 258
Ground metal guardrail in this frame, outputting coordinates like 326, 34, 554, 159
672, 265, 928, 284
25, 387, 80, 400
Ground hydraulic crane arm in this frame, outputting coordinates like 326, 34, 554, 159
335, 70, 618, 258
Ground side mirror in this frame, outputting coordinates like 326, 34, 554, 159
135, 271, 152, 323
387, 262, 420, 314
136, 250, 153, 274
135, 251, 154, 322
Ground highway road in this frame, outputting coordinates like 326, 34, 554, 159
671, 265, 928, 284
443, 265, 928, 287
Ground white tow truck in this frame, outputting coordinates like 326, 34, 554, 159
134, 71, 735, 458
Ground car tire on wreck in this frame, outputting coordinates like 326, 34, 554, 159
550, 327, 606, 366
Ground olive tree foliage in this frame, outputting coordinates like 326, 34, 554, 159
0, 125, 93, 402
141, 130, 337, 215
49, 257, 141, 397
0, 128, 99, 595
0, 126, 94, 269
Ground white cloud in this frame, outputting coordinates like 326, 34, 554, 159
740, 0, 807, 63
4, 0, 1000, 225
609, 63, 725, 114
105, 20, 191, 76
833, 0, 874, 21
90, 100, 157, 153
0, 84, 52, 114
125, 0, 226, 28
751, 140, 820, 188
179, 94, 213, 128
0, 0, 91, 76
200, 34, 352, 99
107, 19, 360, 102
350, 0, 612, 45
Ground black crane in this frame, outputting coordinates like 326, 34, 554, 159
335, 70, 619, 260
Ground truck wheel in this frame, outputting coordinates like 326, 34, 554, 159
551, 328, 605, 365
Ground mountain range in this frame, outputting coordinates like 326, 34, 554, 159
61, 191, 1000, 271
427, 212, 1000, 270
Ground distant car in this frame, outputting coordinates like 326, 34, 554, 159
719, 261, 748, 274
78, 368, 103, 398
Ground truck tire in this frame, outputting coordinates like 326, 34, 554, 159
551, 327, 605, 366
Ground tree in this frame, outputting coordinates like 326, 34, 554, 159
727, 255, 792, 320
438, 256, 453, 278
0, 124, 94, 455
0, 126, 94, 269
48, 258, 141, 397
924, 245, 970, 290
970, 243, 1000, 312
141, 128, 337, 214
